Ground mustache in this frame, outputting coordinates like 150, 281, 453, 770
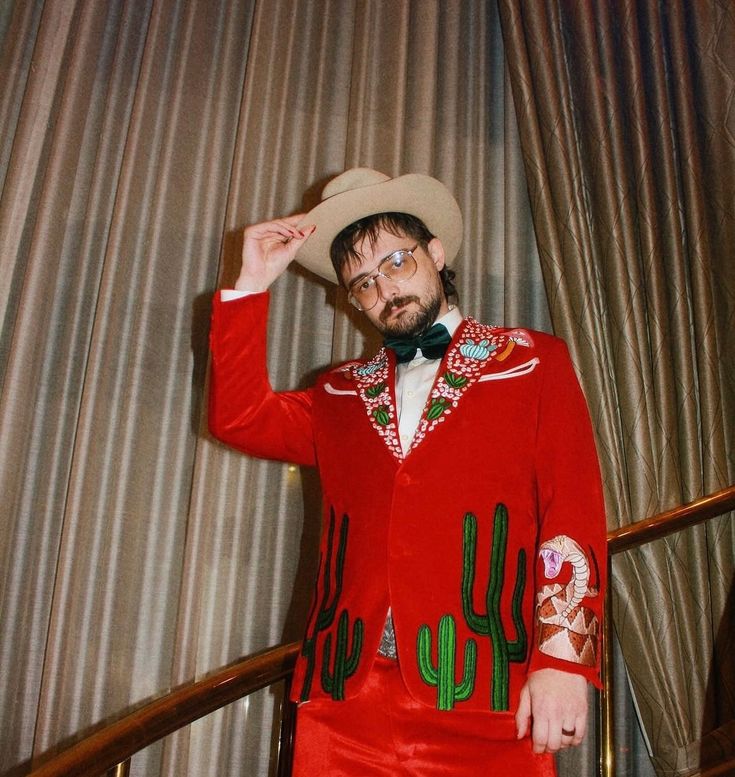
378, 296, 420, 323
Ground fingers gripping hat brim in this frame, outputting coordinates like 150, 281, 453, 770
295, 169, 463, 285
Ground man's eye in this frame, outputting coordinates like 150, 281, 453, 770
389, 252, 406, 268
358, 278, 373, 292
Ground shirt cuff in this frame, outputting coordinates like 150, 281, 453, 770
220, 289, 257, 301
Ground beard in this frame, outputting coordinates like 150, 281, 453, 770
376, 285, 444, 338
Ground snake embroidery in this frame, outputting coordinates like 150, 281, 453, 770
536, 535, 599, 666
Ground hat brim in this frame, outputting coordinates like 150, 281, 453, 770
295, 173, 463, 284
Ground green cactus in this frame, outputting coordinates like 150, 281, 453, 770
365, 382, 386, 398
427, 397, 449, 420
373, 405, 390, 425
417, 614, 477, 710
300, 509, 349, 701
443, 371, 467, 388
461, 506, 527, 711
321, 609, 364, 700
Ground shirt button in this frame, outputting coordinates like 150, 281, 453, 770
407, 390, 415, 398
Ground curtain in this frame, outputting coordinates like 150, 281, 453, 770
0, 1, 563, 775
498, 1, 735, 775
0, 1, 259, 774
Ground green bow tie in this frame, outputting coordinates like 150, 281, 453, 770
383, 323, 452, 363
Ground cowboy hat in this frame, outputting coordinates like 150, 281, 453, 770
295, 168, 463, 284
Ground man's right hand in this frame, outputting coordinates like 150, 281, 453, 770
235, 215, 316, 293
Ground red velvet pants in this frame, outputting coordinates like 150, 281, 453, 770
292, 656, 557, 776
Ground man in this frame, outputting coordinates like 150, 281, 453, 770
209, 169, 606, 775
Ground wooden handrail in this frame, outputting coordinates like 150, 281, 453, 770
27, 486, 734, 777
607, 485, 735, 554
599, 484, 735, 777
28, 642, 299, 777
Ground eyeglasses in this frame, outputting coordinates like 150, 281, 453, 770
347, 245, 419, 311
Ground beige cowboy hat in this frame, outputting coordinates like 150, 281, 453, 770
295, 168, 463, 284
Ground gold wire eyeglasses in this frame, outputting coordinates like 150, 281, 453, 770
347, 245, 419, 311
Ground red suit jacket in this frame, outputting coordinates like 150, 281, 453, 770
209, 292, 606, 737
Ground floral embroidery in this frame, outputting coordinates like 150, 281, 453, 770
506, 329, 534, 347
407, 319, 531, 454
350, 319, 534, 460
352, 350, 403, 460
335, 361, 360, 381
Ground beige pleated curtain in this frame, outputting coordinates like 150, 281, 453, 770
0, 1, 729, 777
498, 1, 735, 776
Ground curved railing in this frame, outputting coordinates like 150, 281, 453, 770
600, 484, 735, 777
606, 485, 735, 553
27, 643, 300, 777
27, 485, 735, 777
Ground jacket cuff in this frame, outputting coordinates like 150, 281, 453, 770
527, 645, 603, 689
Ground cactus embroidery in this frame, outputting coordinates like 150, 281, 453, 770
300, 509, 350, 702
351, 319, 533, 459
352, 350, 403, 459
459, 338, 495, 360
417, 614, 477, 710
365, 382, 387, 398
461, 506, 527, 711
373, 405, 391, 426
409, 320, 531, 454
426, 397, 450, 420
321, 609, 364, 700
443, 371, 468, 389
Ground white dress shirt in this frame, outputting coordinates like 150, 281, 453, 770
394, 306, 463, 454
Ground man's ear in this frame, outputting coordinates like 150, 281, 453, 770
427, 237, 446, 271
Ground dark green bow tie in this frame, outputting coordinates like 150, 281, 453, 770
383, 323, 452, 364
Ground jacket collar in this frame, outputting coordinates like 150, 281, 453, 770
352, 318, 533, 461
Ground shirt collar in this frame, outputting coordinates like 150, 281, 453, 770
436, 305, 463, 338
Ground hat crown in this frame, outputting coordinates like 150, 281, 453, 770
297, 168, 463, 283
322, 168, 390, 201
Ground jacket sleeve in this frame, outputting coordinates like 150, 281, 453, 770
528, 337, 607, 687
208, 291, 317, 467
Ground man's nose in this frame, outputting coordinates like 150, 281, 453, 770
375, 273, 399, 300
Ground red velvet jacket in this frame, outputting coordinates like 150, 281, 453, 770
209, 292, 606, 736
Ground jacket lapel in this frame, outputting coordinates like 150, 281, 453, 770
352, 318, 534, 460
407, 318, 534, 455
352, 348, 404, 461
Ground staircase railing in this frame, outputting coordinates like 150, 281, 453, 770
26, 643, 299, 777
600, 485, 735, 777
26, 485, 735, 777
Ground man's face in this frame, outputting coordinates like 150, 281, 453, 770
340, 229, 450, 338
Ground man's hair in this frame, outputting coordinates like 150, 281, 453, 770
329, 212, 458, 302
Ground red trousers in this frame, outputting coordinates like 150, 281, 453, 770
292, 656, 557, 776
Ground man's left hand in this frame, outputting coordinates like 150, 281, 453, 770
515, 668, 588, 754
